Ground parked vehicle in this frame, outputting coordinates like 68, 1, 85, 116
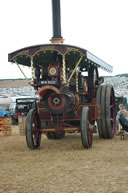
15, 98, 37, 115
9, 103, 18, 124
8, 0, 116, 150
9, 98, 37, 124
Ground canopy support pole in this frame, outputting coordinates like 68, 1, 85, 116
76, 70, 79, 93
14, 60, 30, 84
30, 56, 34, 84
68, 55, 83, 83
62, 55, 66, 84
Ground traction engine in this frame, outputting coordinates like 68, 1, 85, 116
8, 0, 116, 149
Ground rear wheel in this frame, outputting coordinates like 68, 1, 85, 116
96, 85, 116, 139
46, 132, 54, 139
46, 132, 65, 139
101, 86, 108, 138
80, 107, 93, 149
45, 121, 65, 139
54, 132, 65, 139
106, 85, 116, 138
26, 109, 41, 150
96, 86, 104, 138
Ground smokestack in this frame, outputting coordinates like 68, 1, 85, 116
50, 0, 64, 43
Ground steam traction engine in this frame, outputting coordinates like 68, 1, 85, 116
8, 0, 116, 149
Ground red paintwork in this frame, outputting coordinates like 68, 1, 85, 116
37, 85, 60, 98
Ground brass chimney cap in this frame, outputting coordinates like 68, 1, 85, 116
50, 37, 64, 44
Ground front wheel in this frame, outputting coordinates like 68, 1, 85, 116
80, 107, 93, 149
26, 109, 41, 150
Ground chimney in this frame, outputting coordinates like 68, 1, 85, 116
50, 0, 64, 43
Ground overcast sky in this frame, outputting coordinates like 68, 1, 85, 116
0, 0, 128, 79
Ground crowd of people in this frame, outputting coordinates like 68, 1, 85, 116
116, 103, 128, 133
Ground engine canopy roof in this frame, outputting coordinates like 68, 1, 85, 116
8, 44, 112, 72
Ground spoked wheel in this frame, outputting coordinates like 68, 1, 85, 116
96, 86, 104, 138
96, 85, 116, 139
80, 107, 93, 149
105, 85, 116, 138
45, 122, 65, 139
26, 109, 41, 150
46, 132, 55, 139
54, 132, 65, 139
101, 85, 108, 138
88, 66, 99, 99
46, 132, 65, 139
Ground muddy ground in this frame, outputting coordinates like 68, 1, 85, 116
0, 127, 128, 193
